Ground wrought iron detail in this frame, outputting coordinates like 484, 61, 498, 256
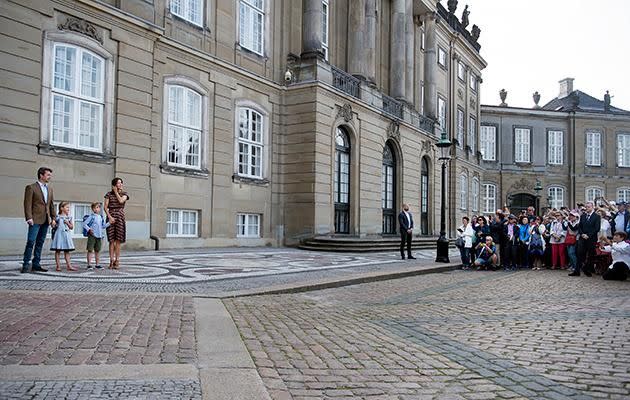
331, 65, 360, 98
382, 94, 403, 119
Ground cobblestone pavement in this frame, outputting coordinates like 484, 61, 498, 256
0, 292, 195, 365
0, 379, 201, 399
225, 270, 630, 399
0, 248, 460, 294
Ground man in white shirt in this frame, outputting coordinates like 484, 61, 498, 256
398, 204, 416, 260
600, 231, 630, 281
613, 202, 629, 235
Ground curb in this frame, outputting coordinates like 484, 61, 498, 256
218, 262, 462, 298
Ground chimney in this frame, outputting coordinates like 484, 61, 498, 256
558, 78, 574, 98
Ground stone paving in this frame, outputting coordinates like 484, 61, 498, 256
225, 270, 630, 399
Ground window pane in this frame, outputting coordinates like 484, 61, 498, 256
80, 52, 103, 99
54, 45, 76, 92
52, 95, 74, 145
169, 86, 184, 124
79, 102, 101, 149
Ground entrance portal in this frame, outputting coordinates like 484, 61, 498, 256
509, 193, 536, 216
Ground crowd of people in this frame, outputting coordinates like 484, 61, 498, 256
456, 200, 630, 281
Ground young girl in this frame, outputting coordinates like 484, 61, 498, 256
50, 202, 77, 271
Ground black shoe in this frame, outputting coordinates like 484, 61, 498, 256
568, 271, 580, 277
408, 256, 416, 260
95, 265, 103, 270
31, 266, 48, 272
401, 256, 406, 260
584, 271, 592, 277
20, 267, 29, 273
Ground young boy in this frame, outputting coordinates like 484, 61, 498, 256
84, 202, 110, 269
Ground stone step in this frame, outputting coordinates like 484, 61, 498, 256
298, 236, 453, 253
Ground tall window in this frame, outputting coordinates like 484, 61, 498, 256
480, 125, 496, 160
321, 0, 329, 60
170, 0, 203, 26
166, 209, 199, 237
438, 97, 447, 136
420, 84, 425, 115
548, 130, 563, 165
469, 74, 477, 91
237, 213, 261, 237
438, 47, 446, 67
382, 143, 396, 234
482, 184, 496, 214
237, 108, 264, 178
586, 131, 601, 166
514, 127, 531, 163
239, 0, 264, 55
460, 174, 468, 210
548, 186, 564, 210
618, 188, 630, 203
472, 177, 480, 212
456, 109, 464, 148
51, 43, 104, 152
166, 85, 202, 168
468, 116, 476, 153
334, 128, 350, 234
585, 186, 603, 203
457, 62, 465, 81
618, 133, 630, 167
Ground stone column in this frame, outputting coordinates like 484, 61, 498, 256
302, 0, 322, 57
348, 0, 366, 78
404, 0, 414, 104
423, 12, 438, 119
365, 0, 377, 83
390, 0, 406, 100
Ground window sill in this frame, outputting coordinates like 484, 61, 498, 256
160, 163, 209, 178
38, 143, 115, 164
166, 235, 199, 238
233, 174, 270, 186
169, 12, 205, 31
236, 43, 267, 61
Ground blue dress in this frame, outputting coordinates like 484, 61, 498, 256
50, 215, 75, 251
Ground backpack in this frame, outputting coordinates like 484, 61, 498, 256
529, 231, 543, 249
82, 214, 94, 237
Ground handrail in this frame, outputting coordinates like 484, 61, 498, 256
331, 65, 360, 98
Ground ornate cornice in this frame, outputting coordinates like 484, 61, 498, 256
58, 17, 103, 43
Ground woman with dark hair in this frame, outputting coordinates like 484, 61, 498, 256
104, 177, 129, 269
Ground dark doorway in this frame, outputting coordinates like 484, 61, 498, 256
382, 142, 397, 234
420, 157, 429, 235
334, 128, 350, 234
509, 193, 536, 216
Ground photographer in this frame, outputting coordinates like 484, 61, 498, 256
599, 232, 630, 281
473, 236, 498, 271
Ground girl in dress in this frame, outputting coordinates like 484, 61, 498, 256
50, 201, 77, 271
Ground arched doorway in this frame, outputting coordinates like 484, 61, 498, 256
420, 157, 429, 235
382, 142, 397, 234
334, 127, 350, 233
509, 193, 536, 216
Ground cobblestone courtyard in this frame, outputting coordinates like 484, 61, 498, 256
226, 270, 630, 399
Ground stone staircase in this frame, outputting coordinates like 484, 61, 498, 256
299, 235, 453, 252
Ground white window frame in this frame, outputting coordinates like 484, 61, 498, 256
438, 97, 447, 136
480, 125, 496, 161
468, 116, 476, 153
482, 184, 496, 214
548, 130, 564, 165
420, 29, 425, 50
618, 133, 630, 167
239, 0, 265, 56
166, 209, 199, 237
235, 101, 268, 180
548, 186, 565, 210
460, 174, 468, 210
472, 177, 480, 212
586, 130, 601, 166
514, 127, 531, 163
420, 83, 425, 115
456, 109, 464, 148
469, 73, 477, 92
585, 186, 603, 203
322, 0, 329, 60
457, 61, 466, 81
170, 0, 203, 27
41, 32, 115, 156
618, 188, 630, 203
165, 85, 203, 169
437, 46, 447, 67
162, 76, 209, 172
237, 213, 261, 238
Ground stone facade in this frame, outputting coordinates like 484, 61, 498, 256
479, 80, 630, 217
0, 0, 486, 255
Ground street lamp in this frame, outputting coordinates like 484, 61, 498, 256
435, 130, 452, 263
533, 178, 543, 215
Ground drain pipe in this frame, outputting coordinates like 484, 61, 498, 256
150, 235, 159, 251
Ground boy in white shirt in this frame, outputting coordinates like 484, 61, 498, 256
599, 231, 630, 281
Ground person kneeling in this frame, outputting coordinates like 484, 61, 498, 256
599, 232, 630, 281
474, 237, 497, 271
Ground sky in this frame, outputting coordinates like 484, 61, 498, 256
460, 0, 630, 110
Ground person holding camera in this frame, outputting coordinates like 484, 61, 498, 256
473, 236, 497, 270
457, 217, 475, 269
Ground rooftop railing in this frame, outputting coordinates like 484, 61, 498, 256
382, 94, 403, 119
331, 65, 360, 98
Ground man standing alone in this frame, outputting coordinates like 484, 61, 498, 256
399, 203, 416, 260
570, 201, 600, 277
22, 167, 56, 273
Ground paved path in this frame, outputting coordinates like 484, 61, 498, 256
225, 270, 630, 399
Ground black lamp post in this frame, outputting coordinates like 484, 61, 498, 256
435, 131, 453, 263
533, 178, 543, 215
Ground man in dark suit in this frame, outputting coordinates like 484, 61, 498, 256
398, 203, 416, 260
570, 201, 600, 277
22, 167, 56, 273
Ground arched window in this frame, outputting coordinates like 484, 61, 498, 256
382, 143, 397, 234
585, 186, 603, 203
472, 177, 480, 212
334, 128, 350, 233
237, 107, 264, 178
420, 157, 430, 235
548, 186, 565, 210
482, 184, 496, 214
460, 174, 468, 210
166, 85, 202, 168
